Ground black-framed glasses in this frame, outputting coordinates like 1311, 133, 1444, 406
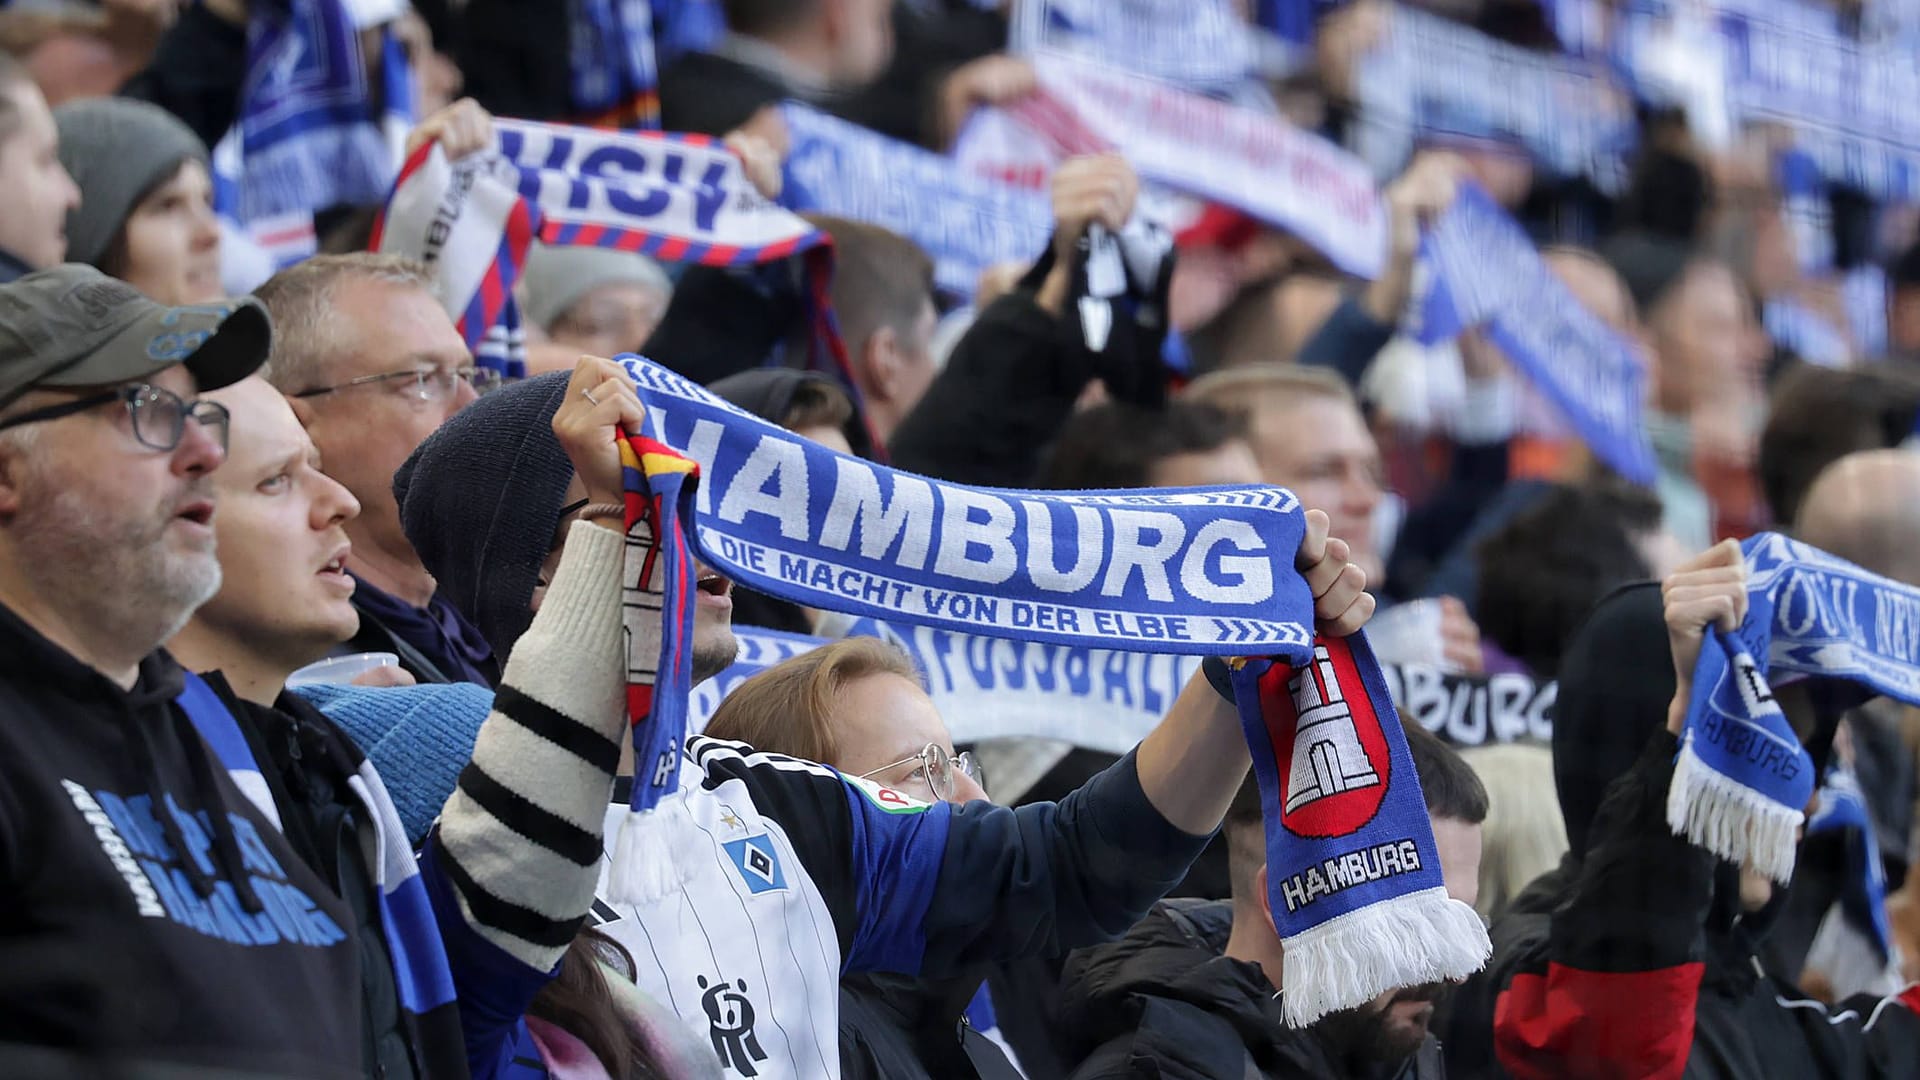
860, 743, 981, 803
292, 366, 501, 403
0, 383, 230, 453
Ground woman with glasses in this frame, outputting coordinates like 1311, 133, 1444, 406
703, 637, 987, 808
703, 638, 1018, 1080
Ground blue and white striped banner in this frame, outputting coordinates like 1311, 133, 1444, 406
779, 103, 1055, 297
1355, 4, 1635, 192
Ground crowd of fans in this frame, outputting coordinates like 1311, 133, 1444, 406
3, 0, 1920, 1077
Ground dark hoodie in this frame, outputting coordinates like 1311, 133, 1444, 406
1057, 899, 1444, 1080
0, 600, 363, 1076
1443, 583, 1920, 1080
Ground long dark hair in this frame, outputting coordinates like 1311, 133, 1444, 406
529, 928, 665, 1080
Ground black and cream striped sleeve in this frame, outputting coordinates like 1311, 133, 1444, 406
433, 520, 631, 972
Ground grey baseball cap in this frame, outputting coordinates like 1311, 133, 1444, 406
0, 265, 271, 409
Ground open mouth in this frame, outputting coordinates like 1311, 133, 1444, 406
696, 570, 733, 601
318, 546, 353, 588
175, 500, 214, 527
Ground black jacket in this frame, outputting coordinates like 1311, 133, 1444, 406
890, 245, 1171, 487
1452, 583, 1920, 1080
839, 972, 1023, 1080
1058, 900, 1444, 1080
229, 686, 427, 1079
0, 602, 364, 1077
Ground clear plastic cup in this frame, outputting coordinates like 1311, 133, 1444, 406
285, 652, 401, 689
1362, 598, 1448, 669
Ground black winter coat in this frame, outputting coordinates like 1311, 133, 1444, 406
1058, 899, 1445, 1080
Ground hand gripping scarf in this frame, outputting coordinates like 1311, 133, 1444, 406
609, 353, 1489, 1022
609, 423, 704, 904
373, 119, 875, 449
1669, 533, 1920, 882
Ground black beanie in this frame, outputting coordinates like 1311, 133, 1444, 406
706, 366, 874, 459
394, 372, 575, 662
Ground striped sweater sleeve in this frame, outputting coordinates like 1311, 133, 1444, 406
432, 519, 630, 971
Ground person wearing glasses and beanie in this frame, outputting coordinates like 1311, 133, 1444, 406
0, 264, 375, 1072
702, 637, 1031, 1080
252, 251, 503, 687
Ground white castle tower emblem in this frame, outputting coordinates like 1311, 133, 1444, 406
1284, 645, 1382, 813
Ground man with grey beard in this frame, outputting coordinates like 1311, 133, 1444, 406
0, 265, 378, 1074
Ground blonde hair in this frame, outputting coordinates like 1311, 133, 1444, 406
703, 637, 921, 766
1459, 743, 1568, 921
252, 252, 437, 394
1183, 362, 1357, 419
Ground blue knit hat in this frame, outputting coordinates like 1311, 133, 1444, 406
394, 371, 575, 662
293, 682, 495, 844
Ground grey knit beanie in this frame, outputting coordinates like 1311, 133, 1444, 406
520, 242, 673, 330
394, 371, 576, 662
54, 98, 209, 269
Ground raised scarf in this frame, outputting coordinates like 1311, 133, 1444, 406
373, 119, 871, 443
612, 352, 1489, 1024
1418, 182, 1656, 484
1354, 3, 1634, 193
778, 102, 1055, 298
1669, 533, 1920, 882
1006, 0, 1257, 93
569, 0, 660, 129
948, 65, 1643, 481
952, 52, 1389, 280
233, 0, 411, 222
607, 426, 703, 903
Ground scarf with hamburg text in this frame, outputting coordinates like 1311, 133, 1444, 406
613, 352, 1489, 1023
1669, 533, 1920, 882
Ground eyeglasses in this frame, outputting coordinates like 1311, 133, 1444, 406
292, 366, 501, 403
860, 743, 981, 804
0, 383, 230, 453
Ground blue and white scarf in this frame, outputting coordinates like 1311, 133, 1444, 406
1230, 639, 1491, 1026
234, 0, 411, 222
616, 352, 1490, 1025
608, 429, 705, 904
1007, 0, 1257, 94
1806, 764, 1894, 966
1669, 533, 1920, 881
569, 0, 660, 128
175, 672, 464, 1074
1381, 663, 1557, 748
690, 623, 1204, 755
1618, 0, 1920, 199
952, 52, 1389, 280
779, 103, 1054, 299
1419, 183, 1657, 484
1715, 6, 1920, 200
375, 119, 867, 427
693, 630, 1553, 755
1354, 4, 1635, 193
